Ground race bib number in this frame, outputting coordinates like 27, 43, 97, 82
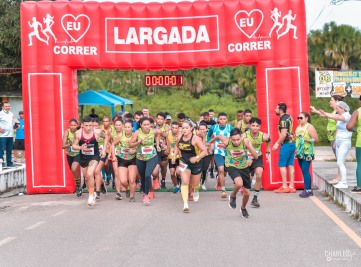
68, 146, 79, 153
178, 162, 188, 172
82, 145, 94, 155
159, 138, 164, 146
142, 146, 154, 155
229, 150, 245, 157
121, 148, 130, 156
216, 142, 225, 149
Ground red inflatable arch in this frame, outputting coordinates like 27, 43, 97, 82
21, 0, 309, 194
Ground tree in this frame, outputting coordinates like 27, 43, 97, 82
0, 0, 21, 91
308, 22, 361, 70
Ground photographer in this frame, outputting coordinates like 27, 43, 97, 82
295, 112, 318, 198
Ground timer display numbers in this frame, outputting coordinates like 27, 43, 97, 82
145, 75, 184, 87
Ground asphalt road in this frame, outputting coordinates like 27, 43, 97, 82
0, 180, 360, 267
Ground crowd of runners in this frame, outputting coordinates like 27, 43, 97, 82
62, 105, 301, 218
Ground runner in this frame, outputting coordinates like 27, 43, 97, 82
231, 110, 244, 127
209, 128, 259, 218
108, 119, 124, 199
177, 113, 186, 127
101, 116, 116, 187
62, 118, 82, 197
245, 117, 271, 207
13, 111, 25, 163
166, 121, 181, 193
200, 112, 217, 129
173, 120, 207, 212
236, 109, 252, 132
94, 117, 112, 199
72, 116, 106, 206
197, 122, 213, 190
152, 112, 170, 190
133, 111, 143, 132
111, 120, 137, 202
130, 117, 160, 205
207, 112, 234, 199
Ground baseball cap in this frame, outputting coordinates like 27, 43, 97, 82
337, 101, 350, 112
165, 115, 172, 120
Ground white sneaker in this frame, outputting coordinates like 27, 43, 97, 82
193, 191, 200, 202
334, 182, 348, 189
183, 202, 189, 213
201, 184, 207, 191
87, 192, 96, 206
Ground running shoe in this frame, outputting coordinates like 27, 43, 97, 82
112, 180, 116, 189
350, 187, 361, 194
334, 182, 348, 189
76, 186, 83, 197
153, 179, 160, 190
288, 187, 297, 193
193, 191, 200, 202
228, 195, 236, 209
96, 191, 101, 200
82, 181, 87, 190
274, 186, 290, 193
251, 198, 260, 207
240, 208, 249, 218
143, 194, 150, 206
210, 171, 215, 179
100, 180, 107, 194
201, 184, 207, 191
173, 186, 180, 194
115, 192, 122, 200
126, 189, 130, 198
161, 179, 166, 189
130, 197, 135, 203
299, 190, 310, 198
308, 190, 314, 196
106, 179, 110, 186
87, 193, 96, 206
149, 191, 155, 199
221, 191, 228, 199
183, 202, 189, 213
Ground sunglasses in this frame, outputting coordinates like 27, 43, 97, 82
297, 117, 304, 120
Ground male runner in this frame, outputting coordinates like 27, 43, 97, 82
207, 112, 234, 199
72, 116, 106, 206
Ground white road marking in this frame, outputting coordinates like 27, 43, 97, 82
25, 221, 46, 230
0, 237, 16, 247
52, 210, 68, 217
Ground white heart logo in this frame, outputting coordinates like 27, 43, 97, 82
61, 14, 91, 43
234, 9, 264, 38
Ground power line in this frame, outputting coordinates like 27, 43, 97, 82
308, 1, 329, 32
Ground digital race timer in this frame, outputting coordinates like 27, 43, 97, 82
144, 75, 184, 87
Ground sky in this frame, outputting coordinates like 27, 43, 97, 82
84, 0, 361, 32
305, 0, 361, 32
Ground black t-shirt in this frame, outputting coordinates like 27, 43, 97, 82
200, 119, 217, 129
278, 114, 293, 143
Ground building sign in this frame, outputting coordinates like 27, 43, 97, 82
315, 70, 361, 98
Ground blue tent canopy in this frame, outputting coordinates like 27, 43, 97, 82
98, 90, 134, 112
78, 90, 123, 118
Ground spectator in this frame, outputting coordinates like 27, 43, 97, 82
346, 96, 361, 193
89, 108, 99, 120
13, 111, 25, 163
320, 101, 352, 189
272, 102, 296, 193
295, 112, 318, 198
0, 102, 19, 167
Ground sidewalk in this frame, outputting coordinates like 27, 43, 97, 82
312, 147, 361, 221
314, 145, 355, 162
